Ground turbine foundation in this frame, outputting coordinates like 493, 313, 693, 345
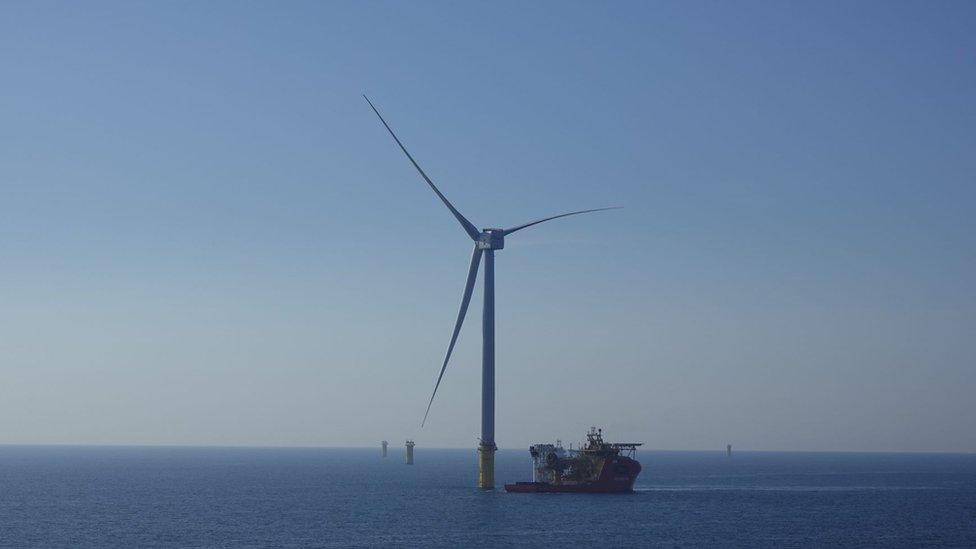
478, 440, 497, 489
405, 440, 415, 465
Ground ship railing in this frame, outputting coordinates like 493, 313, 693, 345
610, 443, 643, 459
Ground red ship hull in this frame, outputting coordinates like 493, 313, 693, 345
505, 456, 641, 493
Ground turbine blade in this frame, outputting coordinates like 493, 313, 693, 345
363, 95, 480, 240
422, 245, 484, 427
502, 206, 621, 235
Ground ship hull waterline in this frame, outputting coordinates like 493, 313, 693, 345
505, 456, 642, 494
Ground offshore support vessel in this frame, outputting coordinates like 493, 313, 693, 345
505, 428, 643, 493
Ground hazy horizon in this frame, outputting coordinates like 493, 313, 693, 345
2, 443, 974, 455
2, 2, 974, 453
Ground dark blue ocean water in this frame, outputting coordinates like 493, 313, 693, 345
1, 446, 974, 547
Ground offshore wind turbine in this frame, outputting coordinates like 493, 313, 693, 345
365, 95, 618, 489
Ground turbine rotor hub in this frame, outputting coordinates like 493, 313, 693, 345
477, 229, 505, 250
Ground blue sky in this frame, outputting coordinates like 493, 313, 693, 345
1, 1, 974, 451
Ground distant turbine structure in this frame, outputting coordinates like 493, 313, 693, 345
365, 95, 618, 489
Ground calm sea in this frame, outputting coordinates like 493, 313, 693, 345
0, 446, 974, 547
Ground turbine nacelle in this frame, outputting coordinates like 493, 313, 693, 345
477, 229, 505, 250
